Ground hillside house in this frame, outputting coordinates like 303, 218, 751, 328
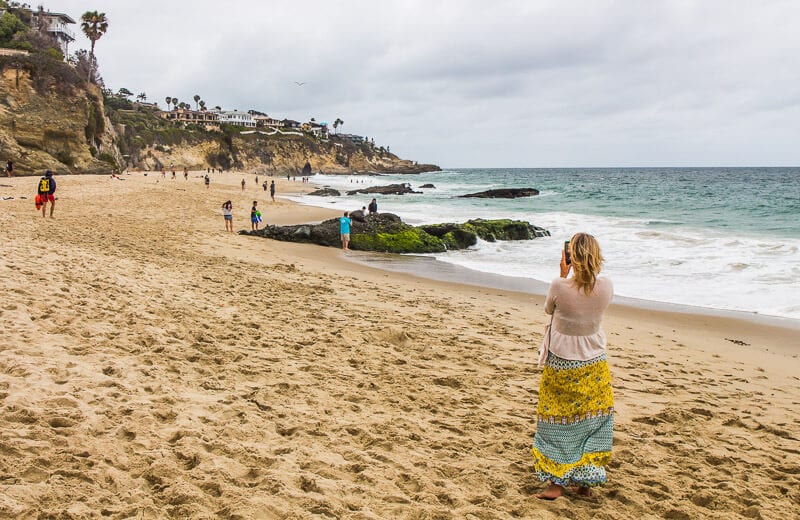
253, 115, 283, 129
339, 134, 365, 145
29, 8, 75, 58
159, 108, 219, 126
214, 110, 256, 128
282, 119, 302, 129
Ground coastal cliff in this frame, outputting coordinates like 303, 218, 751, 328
0, 63, 121, 175
0, 64, 439, 177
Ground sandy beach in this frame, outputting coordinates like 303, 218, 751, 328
0, 172, 798, 519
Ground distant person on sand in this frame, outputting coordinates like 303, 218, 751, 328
204, 174, 210, 188
339, 211, 351, 251
171, 170, 176, 180
270, 180, 275, 202
222, 200, 233, 232
533, 233, 614, 500
241, 178, 246, 191
184, 169, 188, 180
250, 201, 260, 231
262, 181, 268, 192
368, 198, 378, 215
35, 170, 56, 218
5, 159, 12, 177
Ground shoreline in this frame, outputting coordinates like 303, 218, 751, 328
281, 186, 800, 333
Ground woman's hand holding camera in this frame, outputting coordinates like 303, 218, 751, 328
560, 249, 571, 278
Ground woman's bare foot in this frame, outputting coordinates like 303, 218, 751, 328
576, 486, 592, 497
535, 483, 564, 500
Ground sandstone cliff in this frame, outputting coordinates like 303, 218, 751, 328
0, 64, 120, 175
0, 62, 438, 177
125, 124, 439, 176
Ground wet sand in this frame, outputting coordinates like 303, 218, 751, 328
0, 172, 798, 519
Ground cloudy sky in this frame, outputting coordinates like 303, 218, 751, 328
56, 0, 799, 168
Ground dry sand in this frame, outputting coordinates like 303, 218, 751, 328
0, 172, 798, 519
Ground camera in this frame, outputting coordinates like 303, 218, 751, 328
564, 240, 571, 265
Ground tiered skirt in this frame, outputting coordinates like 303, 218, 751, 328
532, 353, 614, 487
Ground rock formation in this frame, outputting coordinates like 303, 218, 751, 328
243, 214, 550, 254
346, 183, 421, 196
307, 188, 341, 197
460, 188, 540, 199
0, 64, 121, 175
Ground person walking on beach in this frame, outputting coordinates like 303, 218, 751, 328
204, 174, 210, 188
241, 178, 246, 191
368, 198, 378, 215
36, 170, 57, 218
5, 159, 12, 177
250, 201, 260, 231
222, 200, 233, 232
183, 167, 188, 180
339, 211, 352, 251
270, 180, 275, 202
532, 233, 614, 500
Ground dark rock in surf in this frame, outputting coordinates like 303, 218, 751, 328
346, 183, 421, 196
460, 188, 540, 199
308, 188, 341, 196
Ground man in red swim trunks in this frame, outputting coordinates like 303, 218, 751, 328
36, 170, 56, 218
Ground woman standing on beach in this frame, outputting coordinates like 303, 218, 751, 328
532, 233, 614, 499
222, 200, 233, 232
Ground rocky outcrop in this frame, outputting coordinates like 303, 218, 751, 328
308, 188, 341, 197
0, 66, 121, 175
346, 183, 421, 196
460, 188, 540, 199
419, 183, 436, 189
243, 214, 550, 253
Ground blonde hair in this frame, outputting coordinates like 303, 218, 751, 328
570, 233, 603, 294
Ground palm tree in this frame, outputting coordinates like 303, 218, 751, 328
165, 96, 172, 110
193, 94, 201, 110
80, 11, 108, 83
199, 100, 206, 111
137, 92, 147, 102
172, 97, 178, 110
333, 118, 342, 134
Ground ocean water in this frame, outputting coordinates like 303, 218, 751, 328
291, 168, 800, 321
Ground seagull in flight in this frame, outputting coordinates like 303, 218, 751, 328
294, 81, 307, 86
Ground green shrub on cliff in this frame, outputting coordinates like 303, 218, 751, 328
0, 11, 26, 48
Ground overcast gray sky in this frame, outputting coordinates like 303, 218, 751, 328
56, 0, 800, 168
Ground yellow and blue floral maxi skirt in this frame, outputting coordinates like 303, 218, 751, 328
532, 353, 614, 487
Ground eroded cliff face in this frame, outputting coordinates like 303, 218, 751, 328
0, 62, 437, 176
0, 66, 120, 176
136, 135, 439, 175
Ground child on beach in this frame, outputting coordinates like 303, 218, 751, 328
222, 200, 233, 232
250, 201, 260, 231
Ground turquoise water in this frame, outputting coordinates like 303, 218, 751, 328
299, 167, 800, 319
